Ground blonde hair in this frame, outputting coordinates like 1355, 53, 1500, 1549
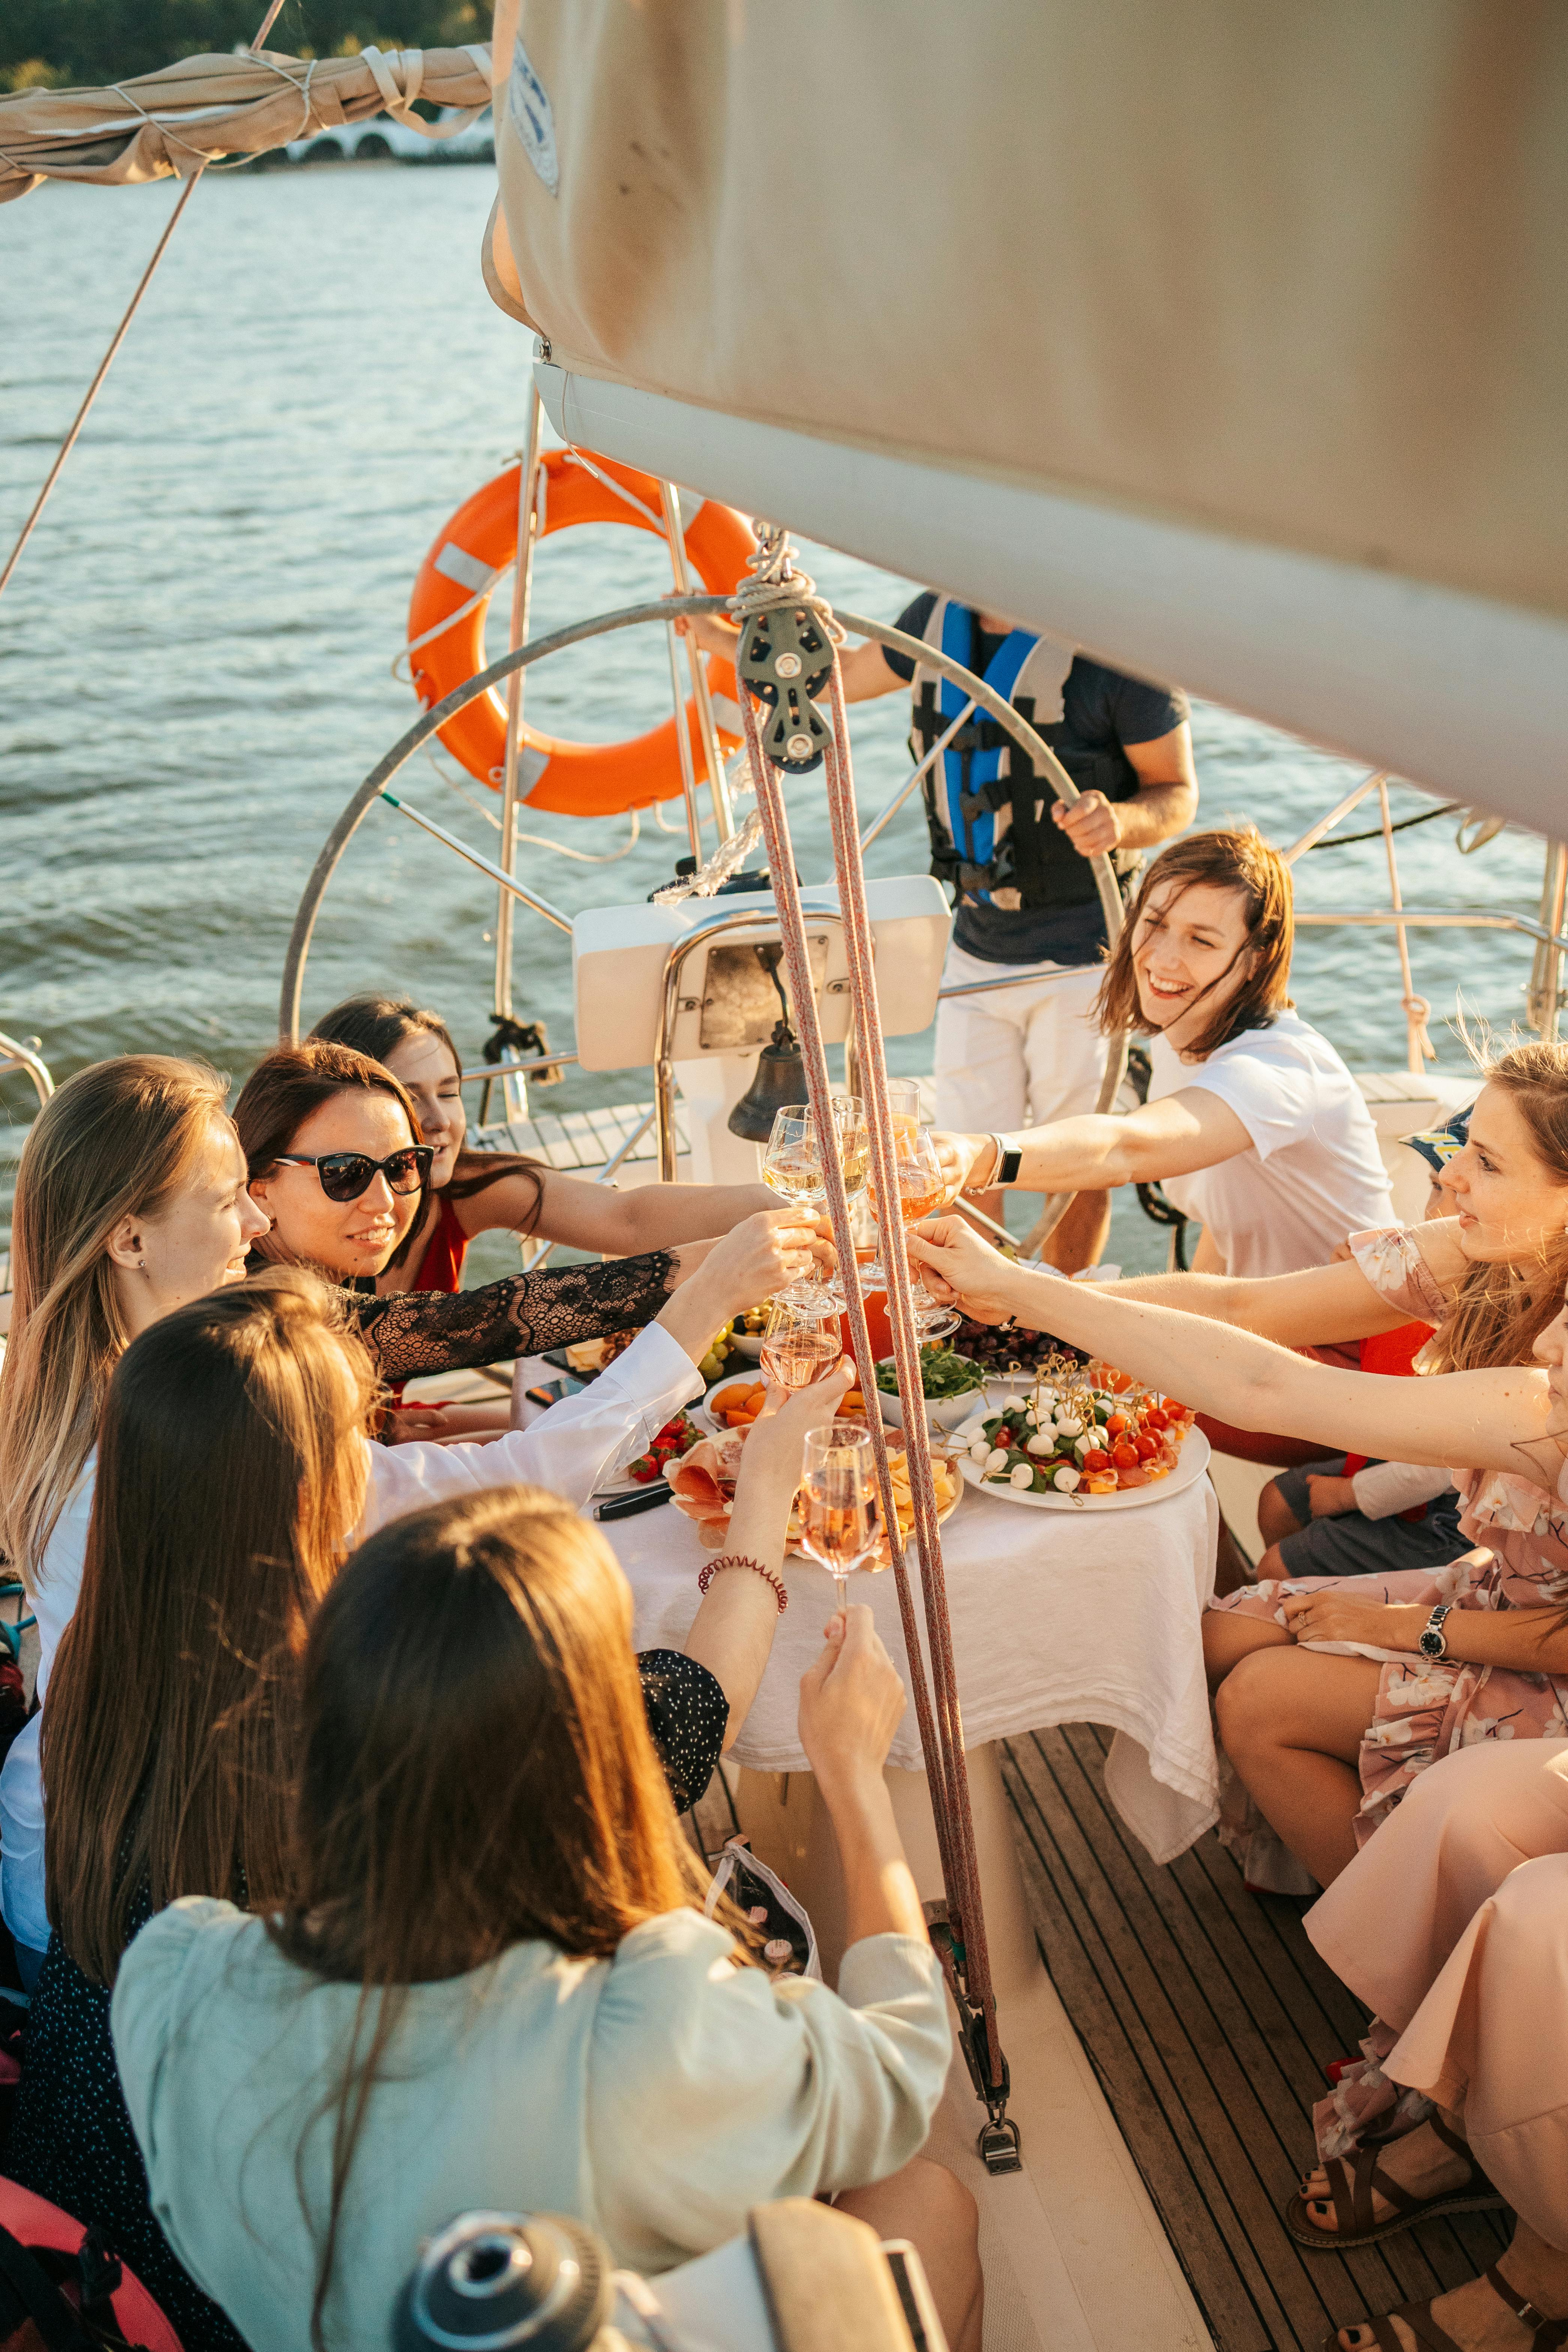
0, 1057, 230, 1593
1425, 1035, 1568, 1374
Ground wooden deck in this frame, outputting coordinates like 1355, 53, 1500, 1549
999, 1724, 1509, 2352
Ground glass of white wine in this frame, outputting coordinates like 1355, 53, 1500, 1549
764, 1102, 868, 1307
798, 1422, 883, 1613
759, 1299, 843, 1390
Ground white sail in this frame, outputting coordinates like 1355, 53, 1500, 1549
489, 0, 1568, 832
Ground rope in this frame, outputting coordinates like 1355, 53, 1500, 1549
1378, 778, 1436, 1072
561, 447, 667, 533
420, 741, 642, 863
725, 521, 846, 641
0, 0, 289, 611
1304, 800, 1462, 851
732, 552, 1006, 2111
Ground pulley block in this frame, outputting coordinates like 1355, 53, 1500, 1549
737, 607, 834, 773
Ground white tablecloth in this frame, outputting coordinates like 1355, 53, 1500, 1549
605, 1466, 1222, 1866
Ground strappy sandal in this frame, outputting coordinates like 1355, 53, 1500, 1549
1322, 2260, 1568, 2350
1286, 2113, 1505, 2250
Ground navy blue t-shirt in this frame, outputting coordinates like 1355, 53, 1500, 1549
888, 592, 1189, 967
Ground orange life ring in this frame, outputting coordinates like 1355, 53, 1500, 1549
407, 449, 753, 817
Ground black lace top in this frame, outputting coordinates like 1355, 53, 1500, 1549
246, 1250, 677, 1384
7, 1653, 726, 2352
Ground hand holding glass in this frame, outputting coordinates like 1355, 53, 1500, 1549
798, 1423, 883, 1611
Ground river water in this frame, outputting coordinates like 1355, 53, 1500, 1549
1, 167, 1552, 1266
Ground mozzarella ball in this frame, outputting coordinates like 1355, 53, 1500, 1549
1025, 1432, 1054, 1456
1054, 1414, 1083, 1439
985, 1447, 1010, 1475
1009, 1462, 1035, 1489
1052, 1465, 1081, 1492
969, 1438, 991, 1464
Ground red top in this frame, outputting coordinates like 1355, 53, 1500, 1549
410, 1192, 470, 1295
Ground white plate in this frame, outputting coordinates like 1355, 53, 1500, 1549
952, 1412, 1211, 1512
593, 1410, 707, 1497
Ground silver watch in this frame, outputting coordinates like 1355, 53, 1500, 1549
1418, 1603, 1453, 1661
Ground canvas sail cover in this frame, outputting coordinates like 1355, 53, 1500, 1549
494, 0, 1566, 629
0, 44, 491, 201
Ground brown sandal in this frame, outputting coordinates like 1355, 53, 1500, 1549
1322, 2261, 1568, 2350
1286, 2113, 1504, 2250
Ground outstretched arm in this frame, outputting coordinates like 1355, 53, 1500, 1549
905, 1217, 1559, 1477
938, 1084, 1255, 1200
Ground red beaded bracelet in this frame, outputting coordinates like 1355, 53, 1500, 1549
697, 1553, 788, 1614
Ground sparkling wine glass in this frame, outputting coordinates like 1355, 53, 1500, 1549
764, 1102, 868, 1307
862, 1126, 961, 1336
797, 1422, 883, 1612
759, 1300, 843, 1390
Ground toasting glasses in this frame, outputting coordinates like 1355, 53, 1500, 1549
797, 1422, 883, 1611
861, 1123, 959, 1337
762, 1099, 870, 1307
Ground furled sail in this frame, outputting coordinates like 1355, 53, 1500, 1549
0, 44, 491, 201
489, 1, 1568, 833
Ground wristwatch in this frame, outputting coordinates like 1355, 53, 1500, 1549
1418, 1603, 1454, 1661
975, 1133, 1022, 1190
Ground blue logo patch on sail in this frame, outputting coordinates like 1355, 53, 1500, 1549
508, 38, 559, 195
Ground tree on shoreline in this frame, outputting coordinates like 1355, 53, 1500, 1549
2, 0, 485, 93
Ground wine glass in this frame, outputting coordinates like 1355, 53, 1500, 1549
764, 1102, 868, 1307
759, 1300, 843, 1390
861, 1127, 961, 1336
798, 1422, 883, 1613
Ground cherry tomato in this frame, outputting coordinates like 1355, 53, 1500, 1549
1106, 1412, 1128, 1436
1083, 1447, 1110, 1472
1133, 1433, 1158, 1460
1111, 1441, 1139, 1469
1108, 1371, 1132, 1393
1143, 1407, 1169, 1431
1164, 1400, 1190, 1420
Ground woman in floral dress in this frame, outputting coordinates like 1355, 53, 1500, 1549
903, 1037, 1568, 1890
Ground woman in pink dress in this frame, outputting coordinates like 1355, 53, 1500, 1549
1290, 1740, 1568, 2351
904, 1039, 1568, 1888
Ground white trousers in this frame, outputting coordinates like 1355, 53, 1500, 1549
932, 942, 1110, 1135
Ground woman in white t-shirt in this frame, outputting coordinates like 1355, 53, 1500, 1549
937, 826, 1394, 1280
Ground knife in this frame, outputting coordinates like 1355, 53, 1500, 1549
595, 1480, 673, 1521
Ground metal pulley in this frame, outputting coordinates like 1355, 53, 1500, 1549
736, 606, 834, 773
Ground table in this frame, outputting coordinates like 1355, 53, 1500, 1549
605, 1464, 1223, 1867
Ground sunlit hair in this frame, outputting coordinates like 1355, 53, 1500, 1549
308, 994, 545, 1246
1424, 1034, 1568, 1375
43, 1269, 375, 1989
1094, 826, 1294, 1058
269, 1487, 713, 2350
0, 1056, 230, 1595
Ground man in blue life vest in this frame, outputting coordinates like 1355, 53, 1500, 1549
677, 591, 1197, 1270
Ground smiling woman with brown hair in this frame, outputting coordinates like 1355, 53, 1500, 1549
935, 826, 1395, 1283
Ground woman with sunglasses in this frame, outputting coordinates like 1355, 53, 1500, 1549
308, 992, 777, 1295
235, 1042, 827, 1392
0, 1054, 824, 1988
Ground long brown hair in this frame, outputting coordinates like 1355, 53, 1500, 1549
0, 1057, 229, 1594
307, 994, 545, 1234
1424, 1037, 1568, 1375
1094, 825, 1295, 1058
44, 1270, 375, 1987
270, 1487, 708, 2350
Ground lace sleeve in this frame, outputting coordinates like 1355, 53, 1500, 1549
345, 1252, 676, 1384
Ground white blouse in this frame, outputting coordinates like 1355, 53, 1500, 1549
114, 1896, 949, 2352
0, 1326, 699, 1952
